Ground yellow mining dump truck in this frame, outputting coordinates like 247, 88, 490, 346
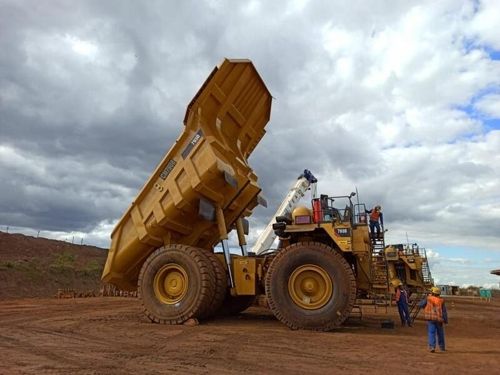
102, 58, 272, 324
383, 243, 434, 294
102, 58, 403, 331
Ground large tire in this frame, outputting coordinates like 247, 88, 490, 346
198, 251, 227, 319
138, 245, 216, 324
265, 242, 356, 331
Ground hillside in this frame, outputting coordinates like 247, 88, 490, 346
0, 231, 108, 299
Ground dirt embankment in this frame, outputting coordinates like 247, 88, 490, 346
0, 231, 108, 299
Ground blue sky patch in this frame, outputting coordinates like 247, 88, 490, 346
455, 86, 500, 132
485, 47, 500, 61
484, 118, 500, 130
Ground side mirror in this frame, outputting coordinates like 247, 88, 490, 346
350, 192, 356, 198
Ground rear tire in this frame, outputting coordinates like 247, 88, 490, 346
265, 242, 356, 331
199, 251, 227, 319
138, 245, 216, 324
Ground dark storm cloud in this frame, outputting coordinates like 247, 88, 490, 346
0, 0, 347, 234
1, 0, 500, 285
0, 0, 233, 232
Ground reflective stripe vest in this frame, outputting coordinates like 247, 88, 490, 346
370, 210, 380, 222
424, 295, 444, 322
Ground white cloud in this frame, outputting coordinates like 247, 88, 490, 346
66, 35, 98, 59
425, 249, 441, 259
482, 283, 500, 290
467, 0, 500, 49
475, 93, 500, 118
1, 0, 500, 288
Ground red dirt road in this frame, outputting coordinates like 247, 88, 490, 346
0, 297, 499, 374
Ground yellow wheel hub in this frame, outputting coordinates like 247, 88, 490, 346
153, 264, 188, 304
288, 264, 333, 310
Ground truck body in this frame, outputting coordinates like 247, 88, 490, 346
102, 59, 272, 290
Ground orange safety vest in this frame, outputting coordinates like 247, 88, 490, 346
370, 209, 380, 222
424, 295, 444, 322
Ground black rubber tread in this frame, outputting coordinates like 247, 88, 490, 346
217, 293, 256, 316
265, 241, 356, 331
198, 250, 227, 319
137, 245, 216, 325
187, 248, 218, 320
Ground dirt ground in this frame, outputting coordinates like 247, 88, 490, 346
0, 296, 499, 374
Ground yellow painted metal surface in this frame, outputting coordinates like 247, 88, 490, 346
153, 264, 189, 304
288, 264, 333, 309
403, 257, 418, 270
351, 226, 370, 254
233, 256, 257, 295
320, 223, 352, 252
384, 247, 399, 261
102, 59, 272, 290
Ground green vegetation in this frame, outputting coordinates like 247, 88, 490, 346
0, 259, 43, 281
80, 259, 103, 277
49, 251, 76, 274
0, 261, 15, 269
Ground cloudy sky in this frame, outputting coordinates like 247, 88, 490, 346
1, 0, 499, 288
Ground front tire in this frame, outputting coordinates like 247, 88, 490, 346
265, 242, 356, 331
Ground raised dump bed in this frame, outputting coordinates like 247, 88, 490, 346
102, 59, 272, 290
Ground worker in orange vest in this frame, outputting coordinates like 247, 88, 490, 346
366, 205, 384, 239
419, 286, 448, 352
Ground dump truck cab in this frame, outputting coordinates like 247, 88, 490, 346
272, 193, 370, 252
271, 192, 375, 295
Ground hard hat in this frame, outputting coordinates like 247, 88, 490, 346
431, 286, 441, 295
391, 279, 402, 287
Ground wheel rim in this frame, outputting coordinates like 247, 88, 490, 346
288, 264, 333, 310
153, 264, 189, 304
